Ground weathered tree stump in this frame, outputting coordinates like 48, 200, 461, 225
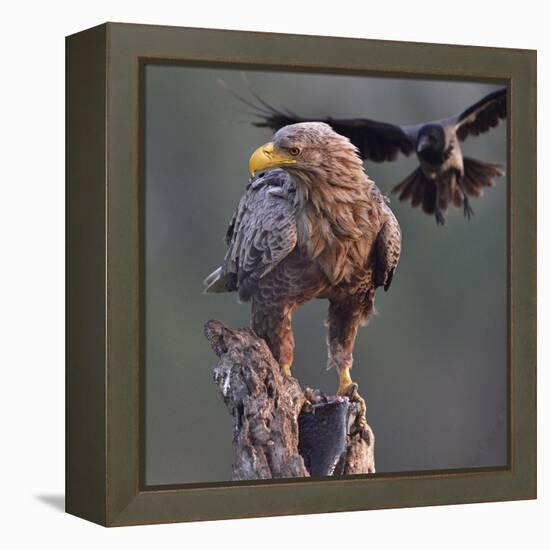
205, 320, 375, 480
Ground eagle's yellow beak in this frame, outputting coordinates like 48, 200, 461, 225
248, 142, 297, 176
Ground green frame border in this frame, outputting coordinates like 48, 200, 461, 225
66, 22, 536, 526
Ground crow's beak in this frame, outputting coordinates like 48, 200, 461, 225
417, 135, 431, 153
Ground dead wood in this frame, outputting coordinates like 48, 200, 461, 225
205, 319, 375, 480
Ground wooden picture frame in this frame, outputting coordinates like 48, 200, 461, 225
66, 22, 537, 526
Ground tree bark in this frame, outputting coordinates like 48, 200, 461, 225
205, 319, 375, 480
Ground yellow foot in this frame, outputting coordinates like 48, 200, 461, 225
337, 372, 367, 434
281, 363, 292, 377
300, 387, 317, 415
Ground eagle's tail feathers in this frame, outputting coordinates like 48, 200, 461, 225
203, 267, 232, 294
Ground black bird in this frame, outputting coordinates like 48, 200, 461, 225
247, 87, 506, 225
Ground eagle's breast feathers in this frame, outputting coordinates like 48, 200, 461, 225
204, 167, 400, 303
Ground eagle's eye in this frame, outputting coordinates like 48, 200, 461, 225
288, 147, 301, 157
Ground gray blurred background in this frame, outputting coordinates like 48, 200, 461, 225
144, 65, 507, 485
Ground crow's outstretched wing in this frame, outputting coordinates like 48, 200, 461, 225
254, 111, 416, 163
451, 88, 507, 141
204, 169, 298, 301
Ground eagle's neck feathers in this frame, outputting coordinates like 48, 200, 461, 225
290, 164, 380, 285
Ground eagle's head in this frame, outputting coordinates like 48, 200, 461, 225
249, 122, 363, 180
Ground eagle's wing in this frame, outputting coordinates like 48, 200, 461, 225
253, 110, 415, 163
448, 88, 507, 141
204, 169, 298, 300
375, 209, 401, 292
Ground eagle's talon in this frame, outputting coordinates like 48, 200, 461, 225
301, 387, 317, 414
303, 386, 317, 403
337, 380, 367, 434
350, 418, 366, 436
351, 393, 367, 435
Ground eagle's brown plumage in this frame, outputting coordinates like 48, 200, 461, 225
205, 122, 401, 430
